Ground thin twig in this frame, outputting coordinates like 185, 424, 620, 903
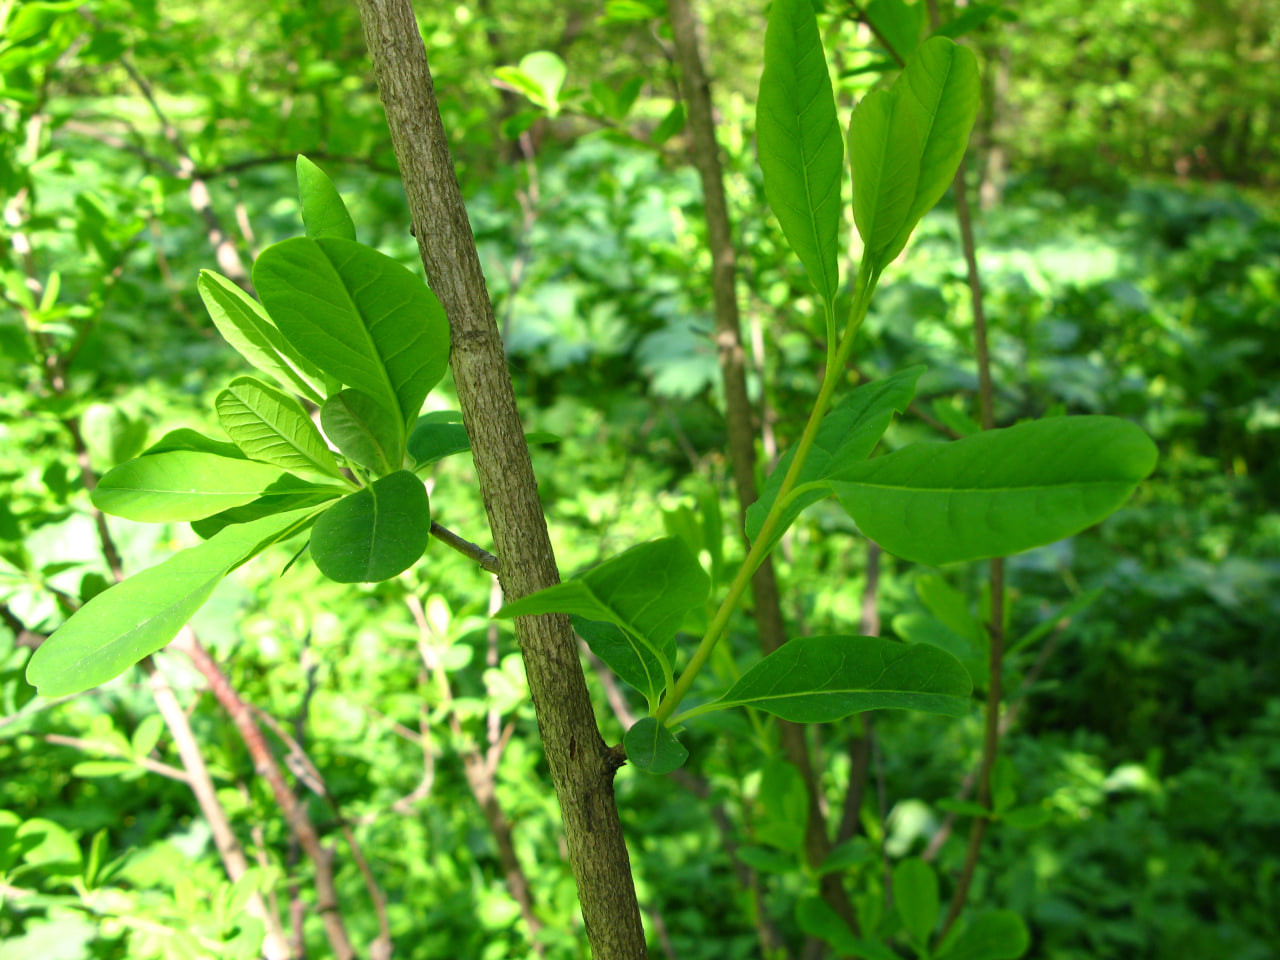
430, 520, 499, 573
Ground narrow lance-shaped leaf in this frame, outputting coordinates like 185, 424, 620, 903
190, 476, 347, 540
197, 270, 327, 404
321, 388, 405, 475
830, 416, 1159, 566
624, 717, 689, 774
689, 635, 972, 722
757, 0, 843, 306
25, 508, 319, 697
216, 376, 343, 478
309, 471, 430, 583
253, 237, 450, 431
93, 452, 287, 522
747, 366, 922, 556
296, 155, 356, 241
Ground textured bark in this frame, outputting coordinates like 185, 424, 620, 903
354, 3, 647, 956
666, 0, 856, 934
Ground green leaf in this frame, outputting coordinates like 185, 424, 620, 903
309, 471, 430, 583
129, 714, 165, 758
142, 428, 246, 460
747, 367, 922, 555
296, 155, 356, 241
865, 0, 925, 61
757, 0, 842, 306
189, 476, 344, 539
321, 389, 405, 475
894, 858, 939, 948
494, 538, 708, 692
651, 101, 687, 145
253, 237, 450, 429
574, 616, 668, 711
756, 757, 808, 853
829, 416, 1159, 565
933, 5, 1013, 42
407, 411, 470, 466
25, 509, 318, 697
80, 403, 147, 470
935, 910, 1030, 960
197, 270, 327, 405
93, 452, 287, 522
623, 717, 688, 774
216, 376, 342, 478
849, 37, 979, 270
697, 635, 972, 722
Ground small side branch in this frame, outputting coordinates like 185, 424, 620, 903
429, 521, 499, 573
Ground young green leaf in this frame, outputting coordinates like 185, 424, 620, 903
849, 37, 979, 270
746, 366, 923, 556
894, 858, 940, 949
757, 0, 842, 306
216, 376, 343, 478
407, 411, 471, 466
935, 910, 1030, 960
253, 237, 450, 429
197, 270, 327, 404
321, 388, 405, 475
93, 451, 287, 522
25, 508, 318, 697
829, 416, 1159, 565
494, 538, 708, 678
623, 717, 688, 774
296, 155, 356, 241
142, 427, 247, 460
693, 635, 972, 722
309, 470, 430, 583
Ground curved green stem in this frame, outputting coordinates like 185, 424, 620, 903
655, 260, 879, 725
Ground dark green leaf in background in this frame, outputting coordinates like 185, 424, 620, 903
894, 858, 940, 949
25, 508, 319, 697
216, 376, 342, 478
757, 0, 842, 306
296, 155, 356, 241
93, 451, 287, 522
322, 388, 406, 475
830, 416, 1159, 565
254, 237, 450, 430
623, 717, 688, 774
864, 0, 925, 61
309, 470, 430, 583
935, 910, 1031, 960
701, 635, 972, 721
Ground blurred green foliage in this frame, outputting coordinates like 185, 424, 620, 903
2, 1, 1278, 958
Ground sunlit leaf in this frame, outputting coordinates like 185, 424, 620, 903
296, 155, 356, 241
309, 471, 430, 583
93, 451, 287, 522
216, 376, 342, 477
321, 388, 405, 475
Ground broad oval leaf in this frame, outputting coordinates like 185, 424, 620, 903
309, 471, 430, 583
574, 616, 668, 711
747, 366, 922, 556
935, 910, 1030, 960
830, 416, 1159, 565
894, 858, 940, 948
25, 508, 318, 697
253, 237, 450, 429
703, 635, 972, 722
197, 270, 327, 404
623, 717, 688, 774
850, 37, 979, 270
408, 411, 471, 466
296, 155, 356, 241
757, 0, 842, 306
216, 376, 342, 477
93, 452, 287, 522
321, 388, 405, 475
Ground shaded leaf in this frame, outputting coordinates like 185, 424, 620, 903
936, 910, 1030, 960
623, 717, 688, 774
698, 635, 972, 722
865, 0, 925, 61
894, 858, 939, 948
321, 388, 404, 475
26, 509, 318, 697
190, 476, 344, 539
830, 416, 1158, 565
93, 452, 286, 522
253, 237, 450, 429
216, 376, 342, 477
574, 616, 668, 711
309, 471, 430, 583
757, 0, 842, 305
296, 155, 356, 241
